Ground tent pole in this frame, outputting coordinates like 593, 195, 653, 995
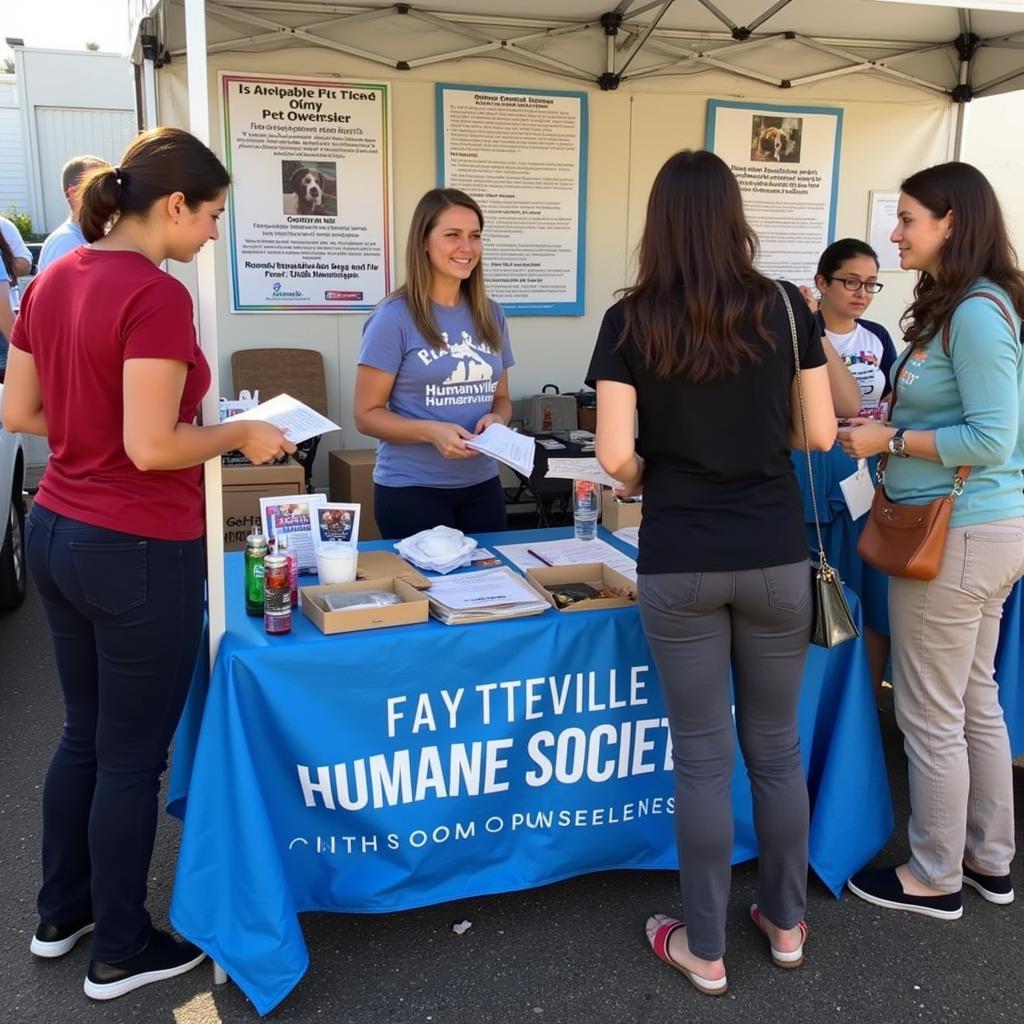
184, 0, 227, 662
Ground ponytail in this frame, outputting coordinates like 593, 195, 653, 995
77, 127, 230, 243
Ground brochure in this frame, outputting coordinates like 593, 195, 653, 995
259, 494, 326, 573
313, 502, 361, 547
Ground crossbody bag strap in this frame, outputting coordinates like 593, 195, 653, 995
775, 280, 829, 569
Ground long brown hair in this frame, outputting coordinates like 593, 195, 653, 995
900, 161, 1024, 351
78, 127, 230, 243
620, 149, 775, 381
0, 232, 16, 285
396, 188, 502, 352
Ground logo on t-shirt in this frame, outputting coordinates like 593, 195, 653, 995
417, 330, 499, 408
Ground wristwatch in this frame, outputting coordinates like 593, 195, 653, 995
888, 427, 909, 458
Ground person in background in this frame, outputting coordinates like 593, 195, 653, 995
36, 155, 108, 274
2, 128, 294, 1000
840, 162, 1024, 919
588, 149, 836, 996
798, 238, 898, 692
354, 188, 514, 539
0, 212, 32, 279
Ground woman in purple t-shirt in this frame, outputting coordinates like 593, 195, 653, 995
354, 188, 515, 538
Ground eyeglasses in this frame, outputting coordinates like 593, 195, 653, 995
827, 276, 884, 294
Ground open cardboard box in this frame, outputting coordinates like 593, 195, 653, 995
601, 488, 643, 531
301, 576, 429, 635
525, 563, 638, 613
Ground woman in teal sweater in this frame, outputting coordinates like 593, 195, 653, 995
838, 162, 1024, 919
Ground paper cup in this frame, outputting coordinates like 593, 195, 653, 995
316, 542, 358, 584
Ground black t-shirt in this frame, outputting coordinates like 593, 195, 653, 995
586, 280, 827, 574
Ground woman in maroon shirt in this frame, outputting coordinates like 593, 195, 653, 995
3, 127, 293, 1001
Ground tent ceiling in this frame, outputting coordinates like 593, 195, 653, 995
139, 1, 1024, 97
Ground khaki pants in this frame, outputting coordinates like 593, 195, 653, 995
889, 517, 1024, 892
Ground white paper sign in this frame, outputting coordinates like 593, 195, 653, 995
868, 191, 902, 272
839, 460, 876, 521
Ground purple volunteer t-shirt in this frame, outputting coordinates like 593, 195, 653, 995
358, 294, 515, 488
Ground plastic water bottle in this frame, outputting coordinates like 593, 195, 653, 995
572, 479, 599, 541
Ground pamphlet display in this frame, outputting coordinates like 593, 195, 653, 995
259, 494, 326, 572
221, 72, 394, 313
706, 99, 843, 286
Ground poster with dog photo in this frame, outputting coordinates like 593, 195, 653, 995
221, 72, 394, 313
706, 99, 842, 286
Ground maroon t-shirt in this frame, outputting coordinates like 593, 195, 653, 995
11, 249, 211, 541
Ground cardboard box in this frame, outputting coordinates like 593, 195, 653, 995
525, 563, 638, 613
301, 576, 429, 635
329, 449, 380, 539
601, 489, 643, 531
221, 458, 305, 551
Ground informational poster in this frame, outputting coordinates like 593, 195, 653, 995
437, 83, 587, 316
868, 190, 902, 272
220, 72, 394, 313
706, 100, 843, 286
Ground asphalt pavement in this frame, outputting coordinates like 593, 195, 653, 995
2, 578, 1023, 1024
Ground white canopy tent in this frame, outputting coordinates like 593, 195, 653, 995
126, 0, 1024, 654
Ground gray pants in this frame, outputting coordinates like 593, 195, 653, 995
889, 518, 1024, 892
638, 561, 812, 960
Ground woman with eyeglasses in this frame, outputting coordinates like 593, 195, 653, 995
797, 239, 898, 692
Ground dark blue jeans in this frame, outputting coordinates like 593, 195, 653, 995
26, 504, 205, 962
374, 476, 507, 539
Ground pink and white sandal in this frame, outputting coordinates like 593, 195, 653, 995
750, 904, 809, 969
646, 915, 728, 996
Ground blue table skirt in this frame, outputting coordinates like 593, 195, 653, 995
167, 527, 892, 1015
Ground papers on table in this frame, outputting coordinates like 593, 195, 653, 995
230, 393, 341, 444
613, 527, 639, 550
425, 567, 550, 624
465, 423, 536, 476
495, 538, 638, 582
545, 457, 622, 489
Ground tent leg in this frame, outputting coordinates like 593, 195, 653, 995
213, 961, 228, 986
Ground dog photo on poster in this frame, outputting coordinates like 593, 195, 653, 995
282, 160, 338, 217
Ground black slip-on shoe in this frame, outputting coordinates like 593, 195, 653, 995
847, 867, 963, 920
30, 918, 95, 958
84, 929, 206, 1001
962, 862, 1015, 905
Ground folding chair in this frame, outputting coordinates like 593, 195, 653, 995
231, 348, 329, 492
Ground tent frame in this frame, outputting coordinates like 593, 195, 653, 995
141, 0, 1023, 658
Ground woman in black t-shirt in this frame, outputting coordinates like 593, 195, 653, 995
587, 149, 836, 995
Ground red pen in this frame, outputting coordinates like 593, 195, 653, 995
527, 548, 554, 566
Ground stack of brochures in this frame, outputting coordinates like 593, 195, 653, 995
425, 566, 550, 625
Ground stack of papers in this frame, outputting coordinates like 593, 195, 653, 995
545, 457, 622, 488
229, 393, 341, 444
425, 567, 550, 624
465, 423, 536, 477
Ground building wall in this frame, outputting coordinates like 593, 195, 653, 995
156, 48, 960, 478
13, 49, 136, 232
0, 77, 31, 216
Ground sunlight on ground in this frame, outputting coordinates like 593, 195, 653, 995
173, 991, 222, 1024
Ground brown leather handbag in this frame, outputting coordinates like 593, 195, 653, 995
857, 291, 1015, 580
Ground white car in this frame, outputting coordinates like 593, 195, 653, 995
0, 379, 27, 609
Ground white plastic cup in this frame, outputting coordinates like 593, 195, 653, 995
316, 542, 358, 584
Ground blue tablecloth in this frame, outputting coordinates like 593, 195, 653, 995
166, 528, 892, 1015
